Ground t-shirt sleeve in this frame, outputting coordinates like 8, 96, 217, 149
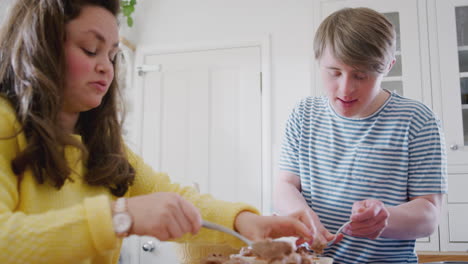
279, 100, 305, 176
408, 114, 448, 197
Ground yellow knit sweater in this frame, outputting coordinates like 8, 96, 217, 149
0, 97, 258, 264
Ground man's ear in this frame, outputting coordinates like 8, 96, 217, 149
385, 58, 396, 76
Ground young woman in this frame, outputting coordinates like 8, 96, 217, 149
274, 7, 447, 264
0, 1, 314, 263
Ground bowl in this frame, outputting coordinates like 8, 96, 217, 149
229, 255, 333, 264
175, 242, 240, 264
314, 257, 333, 264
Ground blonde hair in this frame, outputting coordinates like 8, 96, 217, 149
314, 7, 396, 73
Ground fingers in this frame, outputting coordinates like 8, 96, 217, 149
346, 200, 389, 239
286, 209, 336, 247
179, 198, 202, 234
169, 195, 202, 238
310, 232, 327, 247
156, 228, 171, 241
295, 237, 308, 246
290, 210, 315, 231
351, 199, 386, 222
345, 217, 387, 238
286, 217, 314, 240
322, 227, 335, 241
129, 193, 202, 241
166, 216, 185, 239
156, 194, 190, 240
333, 233, 344, 244
351, 201, 378, 222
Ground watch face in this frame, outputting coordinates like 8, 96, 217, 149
113, 213, 132, 233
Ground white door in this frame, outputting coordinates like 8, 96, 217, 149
140, 46, 262, 207
136, 47, 262, 263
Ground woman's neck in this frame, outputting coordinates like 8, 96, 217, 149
58, 111, 79, 134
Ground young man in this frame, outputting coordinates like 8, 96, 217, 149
274, 7, 447, 264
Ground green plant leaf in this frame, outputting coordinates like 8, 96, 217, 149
120, 0, 136, 27
122, 6, 133, 16
127, 17, 134, 27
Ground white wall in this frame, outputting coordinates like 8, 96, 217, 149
123, 0, 320, 194
0, 0, 13, 25
1, 0, 320, 209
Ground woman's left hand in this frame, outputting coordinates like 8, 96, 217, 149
344, 199, 390, 240
234, 211, 313, 242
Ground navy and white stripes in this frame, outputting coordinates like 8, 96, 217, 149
279, 92, 447, 264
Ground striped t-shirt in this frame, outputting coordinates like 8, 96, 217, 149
279, 92, 447, 264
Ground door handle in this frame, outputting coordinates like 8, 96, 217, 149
142, 240, 155, 252
450, 144, 459, 151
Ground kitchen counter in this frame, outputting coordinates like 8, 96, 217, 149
418, 251, 468, 263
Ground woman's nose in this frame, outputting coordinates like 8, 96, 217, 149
96, 57, 113, 75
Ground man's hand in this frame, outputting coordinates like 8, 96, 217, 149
344, 199, 389, 240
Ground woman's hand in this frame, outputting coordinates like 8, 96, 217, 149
344, 199, 389, 239
287, 209, 339, 248
126, 192, 202, 241
234, 211, 315, 244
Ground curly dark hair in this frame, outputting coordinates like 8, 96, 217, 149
0, 0, 135, 196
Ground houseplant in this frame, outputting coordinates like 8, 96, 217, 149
120, 0, 136, 27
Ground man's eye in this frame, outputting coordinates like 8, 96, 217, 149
330, 71, 341, 77
355, 74, 367, 80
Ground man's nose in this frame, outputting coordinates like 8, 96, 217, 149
339, 75, 356, 97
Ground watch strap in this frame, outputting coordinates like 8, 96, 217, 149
112, 197, 132, 237
114, 197, 127, 213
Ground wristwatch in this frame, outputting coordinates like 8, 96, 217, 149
112, 197, 132, 237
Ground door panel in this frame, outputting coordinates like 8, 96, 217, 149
138, 46, 262, 264
141, 46, 262, 208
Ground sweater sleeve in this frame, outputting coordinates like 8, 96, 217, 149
126, 148, 260, 248
0, 100, 118, 263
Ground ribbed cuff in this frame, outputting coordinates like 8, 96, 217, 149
84, 195, 118, 253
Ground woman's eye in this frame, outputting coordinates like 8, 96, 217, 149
82, 48, 97, 56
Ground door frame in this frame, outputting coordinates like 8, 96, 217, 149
132, 36, 273, 214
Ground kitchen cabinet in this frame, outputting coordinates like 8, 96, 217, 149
119, 236, 179, 264
437, 0, 468, 168
315, 0, 468, 252
434, 0, 468, 252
